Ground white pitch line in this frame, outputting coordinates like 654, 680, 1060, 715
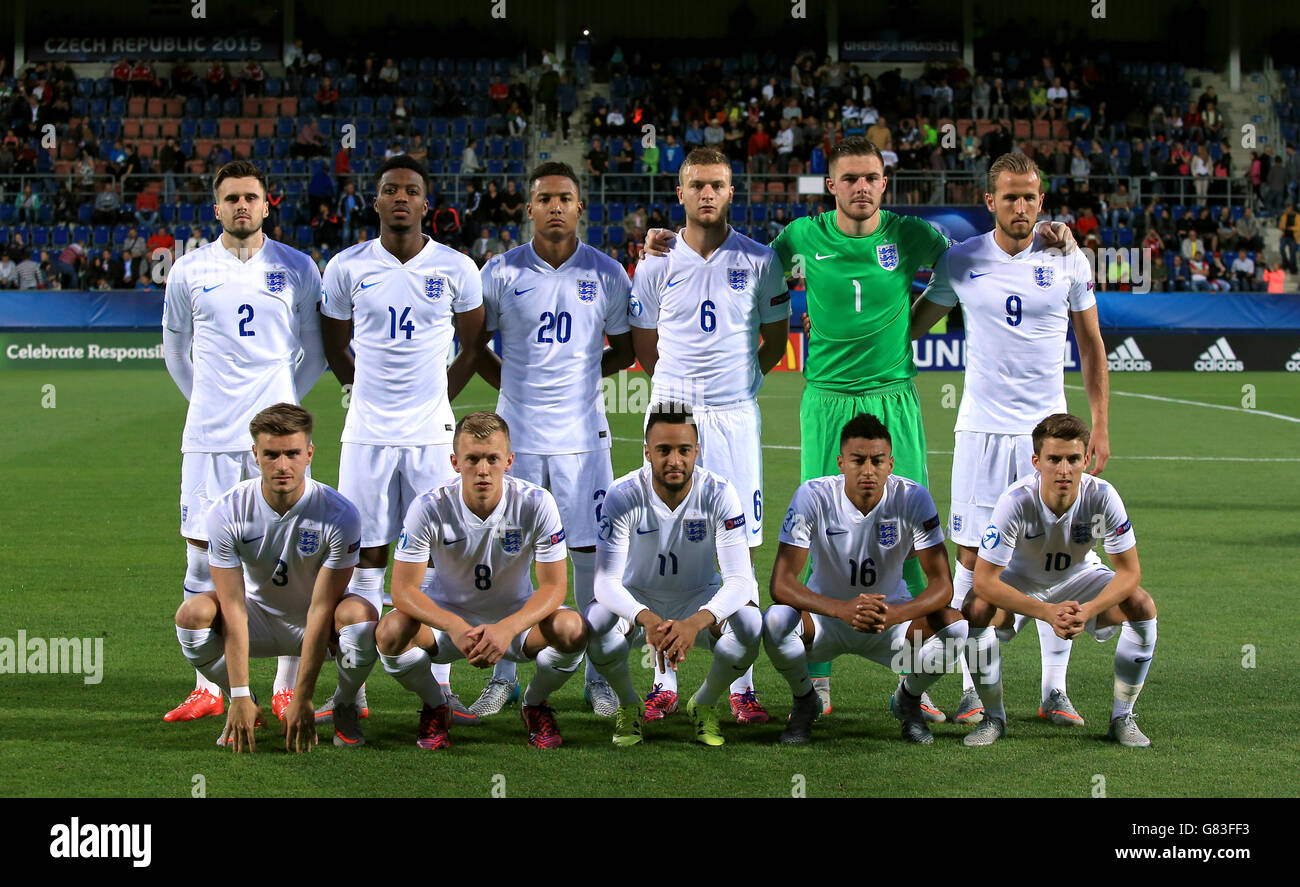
1065, 384, 1300, 424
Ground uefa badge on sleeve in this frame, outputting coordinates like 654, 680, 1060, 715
425, 276, 445, 300
876, 243, 899, 271
297, 529, 320, 555
877, 520, 899, 549
1034, 265, 1054, 288
266, 270, 287, 293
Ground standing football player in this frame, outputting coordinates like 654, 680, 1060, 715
376, 412, 587, 749
163, 160, 328, 724
319, 155, 487, 725
962, 414, 1156, 748
629, 146, 790, 726
174, 404, 375, 751
473, 161, 635, 718
587, 403, 763, 747
911, 152, 1110, 728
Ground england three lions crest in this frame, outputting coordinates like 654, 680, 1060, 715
265, 270, 287, 293
501, 527, 523, 554
727, 267, 748, 292
577, 278, 598, 302
876, 243, 899, 271
297, 529, 320, 555
425, 276, 446, 300
1034, 265, 1054, 288
684, 518, 707, 542
877, 520, 899, 549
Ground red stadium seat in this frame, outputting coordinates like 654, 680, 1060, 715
279, 97, 297, 116
164, 99, 184, 117
140, 120, 160, 140
122, 119, 141, 139
159, 120, 180, 138
218, 120, 237, 140
242, 98, 260, 117
128, 96, 146, 116
1033, 119, 1051, 139
146, 98, 164, 117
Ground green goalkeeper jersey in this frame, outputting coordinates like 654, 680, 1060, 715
772, 209, 950, 392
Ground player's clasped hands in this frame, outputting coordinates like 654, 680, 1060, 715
465, 622, 514, 667
281, 696, 317, 754
1049, 601, 1088, 640
849, 593, 889, 633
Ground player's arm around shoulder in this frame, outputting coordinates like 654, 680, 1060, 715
911, 249, 957, 339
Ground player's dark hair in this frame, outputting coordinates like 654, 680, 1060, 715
250, 403, 313, 441
454, 411, 510, 450
528, 161, 581, 200
644, 402, 698, 441
840, 413, 891, 450
987, 151, 1042, 196
212, 160, 268, 199
827, 136, 885, 175
679, 146, 731, 184
376, 155, 429, 194
1032, 413, 1091, 454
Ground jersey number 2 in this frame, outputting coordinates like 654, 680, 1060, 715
238, 304, 255, 337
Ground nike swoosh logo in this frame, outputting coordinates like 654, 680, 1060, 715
202, 284, 224, 292
666, 276, 687, 288
514, 287, 535, 295
359, 280, 380, 289
969, 271, 991, 279
1134, 656, 1152, 663
751, 525, 761, 534
443, 537, 465, 545
241, 535, 263, 544
635, 526, 658, 535
825, 529, 848, 537
1025, 531, 1044, 539
815, 253, 835, 260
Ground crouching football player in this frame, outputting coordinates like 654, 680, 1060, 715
585, 403, 763, 748
963, 413, 1157, 748
174, 404, 376, 752
765, 413, 966, 745
375, 412, 586, 750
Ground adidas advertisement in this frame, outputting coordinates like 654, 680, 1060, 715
1107, 336, 1153, 372
1287, 348, 1300, 372
1193, 337, 1245, 372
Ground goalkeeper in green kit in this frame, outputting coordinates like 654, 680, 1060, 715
644, 135, 1072, 715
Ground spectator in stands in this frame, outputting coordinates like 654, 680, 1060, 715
774, 118, 796, 173
334, 145, 352, 182
556, 73, 577, 143
615, 138, 636, 174
1149, 251, 1169, 291
185, 226, 208, 253
1235, 206, 1263, 251
606, 105, 626, 140
1107, 182, 1133, 228
480, 181, 501, 223
585, 138, 608, 178
52, 242, 82, 288
1278, 203, 1299, 273
206, 142, 233, 173
241, 61, 265, 96
767, 206, 789, 241
470, 226, 500, 264
111, 58, 132, 97
158, 136, 185, 203
91, 249, 124, 287
379, 58, 400, 96
316, 77, 339, 116
92, 182, 122, 224
406, 134, 427, 163
135, 273, 156, 291
1075, 206, 1100, 241
640, 137, 659, 175
497, 180, 524, 227
121, 227, 146, 262
969, 75, 990, 120
622, 204, 648, 241
130, 59, 155, 97
1262, 260, 1286, 293
1284, 145, 1300, 207
337, 181, 365, 243
292, 120, 326, 159
0, 254, 17, 288
146, 226, 175, 265
431, 198, 460, 246
1168, 254, 1189, 290
308, 164, 336, 208
1191, 145, 1211, 199
498, 228, 517, 254
1202, 101, 1224, 142
747, 122, 773, 173
462, 137, 486, 174
704, 117, 726, 147
311, 202, 340, 249
15, 254, 44, 289
304, 48, 323, 77
135, 189, 160, 227
391, 96, 412, 137
1231, 249, 1258, 290
1264, 146, 1289, 214
1187, 252, 1210, 291
460, 181, 482, 247
488, 75, 509, 111
170, 60, 198, 98
660, 133, 684, 179
1207, 205, 1234, 251
12, 184, 40, 223
205, 61, 229, 98
49, 183, 74, 225
284, 39, 305, 73
384, 140, 405, 161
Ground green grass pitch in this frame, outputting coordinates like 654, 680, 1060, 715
1, 366, 1297, 797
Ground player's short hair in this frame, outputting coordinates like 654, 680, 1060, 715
249, 403, 313, 441
212, 160, 268, 199
454, 411, 510, 450
376, 155, 429, 194
644, 402, 698, 441
840, 413, 891, 450
1032, 413, 1091, 454
827, 136, 885, 175
679, 146, 731, 184
987, 152, 1043, 195
528, 161, 581, 199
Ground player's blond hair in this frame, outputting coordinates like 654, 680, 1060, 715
249, 403, 313, 441
454, 411, 511, 450
679, 147, 731, 185
987, 152, 1042, 196
1032, 413, 1090, 454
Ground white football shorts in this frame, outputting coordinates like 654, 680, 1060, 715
950, 431, 1035, 548
339, 442, 456, 549
179, 451, 259, 540
511, 450, 614, 549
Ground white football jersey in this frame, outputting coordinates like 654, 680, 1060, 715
780, 474, 945, 605
321, 236, 483, 446
206, 477, 361, 622
163, 238, 322, 453
629, 227, 789, 405
482, 240, 631, 454
978, 472, 1136, 589
922, 231, 1095, 434
393, 474, 567, 623
595, 465, 754, 623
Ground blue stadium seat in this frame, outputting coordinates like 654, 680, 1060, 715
93, 77, 112, 97
371, 117, 389, 137
588, 203, 605, 223
450, 137, 466, 157
72, 98, 88, 117
265, 78, 282, 97
297, 225, 313, 245
430, 118, 449, 137
750, 204, 767, 223
92, 225, 110, 248
221, 98, 240, 117
160, 205, 175, 224
109, 97, 126, 117
76, 78, 94, 98
180, 118, 197, 139
608, 227, 626, 246
376, 96, 394, 116
73, 225, 90, 244
178, 204, 196, 224
200, 118, 216, 139
506, 160, 523, 175
77, 205, 93, 225
731, 204, 746, 223
471, 118, 487, 139
356, 97, 374, 117
90, 98, 107, 117
585, 226, 604, 246
1117, 228, 1134, 247
607, 202, 624, 221
52, 227, 70, 248
508, 137, 524, 158
487, 137, 504, 157
254, 138, 271, 158
32, 226, 49, 247
670, 204, 686, 224
451, 119, 468, 138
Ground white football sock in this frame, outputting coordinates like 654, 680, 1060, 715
183, 544, 221, 696
762, 604, 813, 697
570, 549, 600, 682
335, 621, 378, 702
966, 626, 1005, 721
380, 646, 445, 709
953, 562, 977, 692
273, 656, 299, 696
176, 625, 228, 694
346, 566, 385, 612
1036, 618, 1072, 701
1112, 618, 1157, 719
523, 645, 583, 707
583, 603, 638, 704
902, 621, 968, 696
